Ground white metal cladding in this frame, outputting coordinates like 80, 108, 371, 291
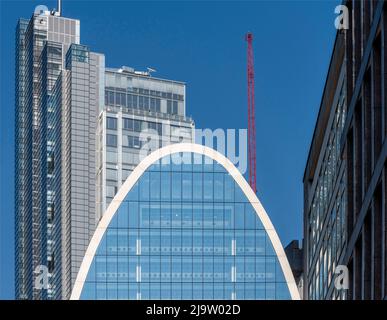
70, 143, 301, 300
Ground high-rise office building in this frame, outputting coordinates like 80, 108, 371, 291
96, 67, 194, 220
15, 8, 104, 299
71, 144, 300, 300
342, 0, 387, 300
303, 31, 347, 300
304, 0, 387, 300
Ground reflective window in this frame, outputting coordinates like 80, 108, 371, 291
80, 152, 292, 300
307, 78, 347, 299
106, 117, 117, 130
106, 134, 117, 147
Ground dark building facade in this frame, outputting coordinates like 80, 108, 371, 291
304, 0, 387, 300
285, 240, 303, 288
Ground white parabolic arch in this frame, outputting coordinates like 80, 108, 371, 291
70, 143, 301, 300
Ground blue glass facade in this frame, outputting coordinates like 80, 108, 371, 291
78, 152, 293, 300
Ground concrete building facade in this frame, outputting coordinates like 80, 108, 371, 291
96, 67, 194, 220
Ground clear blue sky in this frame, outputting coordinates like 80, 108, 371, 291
0, 0, 339, 299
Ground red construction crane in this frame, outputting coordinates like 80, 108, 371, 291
245, 32, 257, 194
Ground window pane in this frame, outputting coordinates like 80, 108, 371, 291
106, 134, 117, 147
214, 173, 224, 201
224, 175, 234, 202
234, 203, 244, 229
203, 173, 213, 201
182, 172, 192, 200
245, 203, 256, 229
193, 172, 202, 200
150, 171, 160, 200
171, 172, 181, 200
161, 172, 171, 201
107, 117, 117, 130
139, 172, 149, 201
123, 118, 132, 130
128, 202, 138, 227
106, 168, 117, 181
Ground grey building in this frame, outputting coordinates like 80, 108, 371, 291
15, 8, 104, 299
304, 0, 387, 300
59, 44, 104, 298
96, 67, 194, 220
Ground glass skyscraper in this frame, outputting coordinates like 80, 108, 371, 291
15, 8, 104, 299
71, 144, 300, 300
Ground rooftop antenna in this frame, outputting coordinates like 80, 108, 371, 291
147, 67, 157, 76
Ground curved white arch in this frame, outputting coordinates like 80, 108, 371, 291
70, 143, 300, 300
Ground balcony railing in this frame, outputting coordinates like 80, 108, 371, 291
104, 105, 194, 124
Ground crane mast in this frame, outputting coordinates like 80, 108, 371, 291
245, 32, 257, 193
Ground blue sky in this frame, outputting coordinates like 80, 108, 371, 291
0, 0, 339, 299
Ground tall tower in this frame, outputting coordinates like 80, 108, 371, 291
15, 9, 79, 300
15, 6, 104, 299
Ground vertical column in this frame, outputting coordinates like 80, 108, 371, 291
117, 111, 122, 190
362, 213, 371, 299
383, 167, 387, 299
